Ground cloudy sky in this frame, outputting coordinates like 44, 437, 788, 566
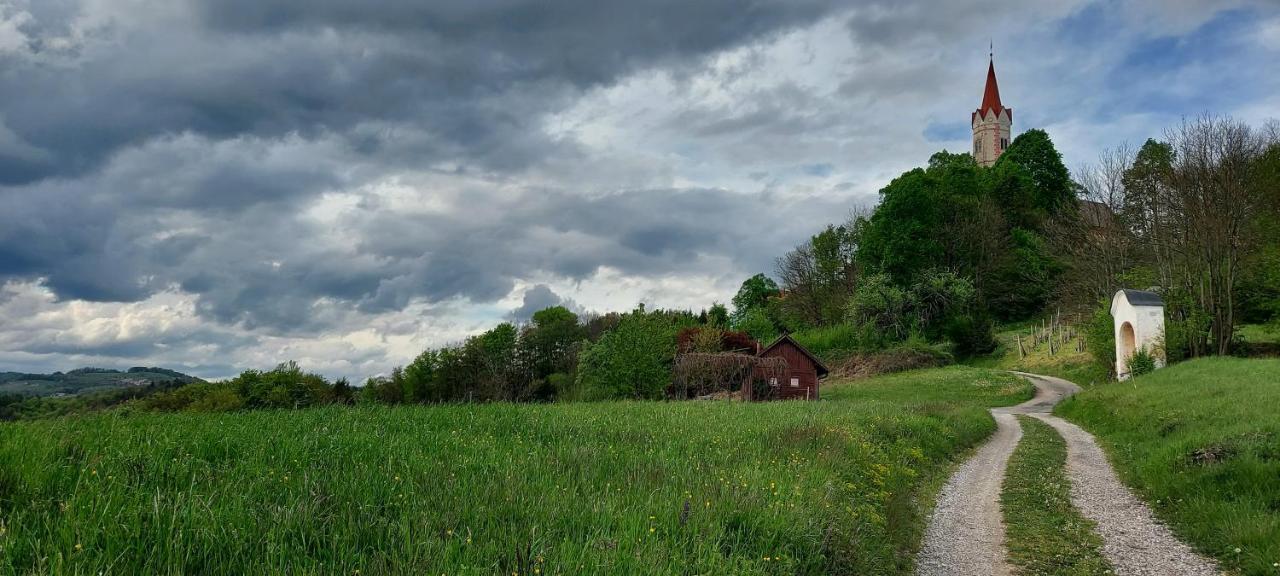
1, 0, 1277, 380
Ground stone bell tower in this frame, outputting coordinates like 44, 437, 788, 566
972, 54, 1012, 167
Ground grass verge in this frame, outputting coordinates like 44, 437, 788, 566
1001, 416, 1112, 575
0, 366, 1029, 575
1056, 357, 1280, 575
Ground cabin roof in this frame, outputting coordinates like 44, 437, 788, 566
758, 334, 829, 378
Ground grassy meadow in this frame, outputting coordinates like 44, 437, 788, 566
0, 367, 1029, 575
1056, 357, 1280, 575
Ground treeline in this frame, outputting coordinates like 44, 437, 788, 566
362, 305, 757, 404
0, 379, 190, 420
1063, 116, 1280, 373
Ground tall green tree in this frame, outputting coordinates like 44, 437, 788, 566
730, 274, 780, 323
990, 128, 1074, 230
575, 308, 694, 400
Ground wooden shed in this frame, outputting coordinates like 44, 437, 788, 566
751, 335, 829, 401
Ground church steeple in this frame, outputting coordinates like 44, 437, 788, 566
979, 59, 1003, 119
972, 53, 1013, 167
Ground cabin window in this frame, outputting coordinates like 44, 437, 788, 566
769, 377, 778, 386
789, 377, 800, 388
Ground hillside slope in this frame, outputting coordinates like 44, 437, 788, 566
0, 367, 201, 397
1056, 357, 1280, 575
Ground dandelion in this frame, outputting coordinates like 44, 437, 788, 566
1234, 548, 1242, 554
75, 543, 83, 551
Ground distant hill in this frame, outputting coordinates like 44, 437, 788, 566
0, 367, 203, 397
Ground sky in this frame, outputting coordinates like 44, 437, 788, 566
1, 0, 1277, 380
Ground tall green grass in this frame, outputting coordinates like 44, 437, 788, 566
0, 367, 1028, 575
1057, 358, 1280, 575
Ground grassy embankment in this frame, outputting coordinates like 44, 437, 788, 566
967, 322, 1107, 386
0, 367, 1030, 575
1001, 416, 1111, 576
1057, 357, 1280, 575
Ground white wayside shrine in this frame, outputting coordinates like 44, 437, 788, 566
1111, 289, 1167, 380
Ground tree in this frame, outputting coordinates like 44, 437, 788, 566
775, 220, 862, 328
1162, 116, 1268, 355
517, 306, 586, 399
730, 274, 780, 323
1051, 144, 1138, 308
706, 302, 730, 328
732, 307, 777, 346
575, 308, 695, 400
991, 128, 1073, 229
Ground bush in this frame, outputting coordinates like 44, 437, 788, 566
1128, 348, 1156, 377
944, 313, 997, 357
1085, 299, 1116, 378
575, 308, 696, 400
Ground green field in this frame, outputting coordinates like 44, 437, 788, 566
1056, 358, 1280, 575
0, 367, 1029, 575
1000, 416, 1111, 576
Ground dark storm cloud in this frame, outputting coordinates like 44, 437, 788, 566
508, 284, 581, 323
0, 0, 840, 185
0, 0, 847, 324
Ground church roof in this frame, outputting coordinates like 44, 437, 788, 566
973, 58, 1011, 122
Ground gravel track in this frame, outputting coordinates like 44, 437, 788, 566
1030, 405, 1221, 575
915, 373, 1076, 576
916, 371, 1219, 576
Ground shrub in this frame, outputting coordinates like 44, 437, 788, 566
575, 308, 695, 400
1085, 299, 1116, 378
830, 340, 953, 380
1128, 348, 1156, 377
944, 313, 998, 357
188, 386, 245, 412
847, 274, 914, 345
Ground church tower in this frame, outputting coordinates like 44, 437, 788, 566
972, 55, 1012, 167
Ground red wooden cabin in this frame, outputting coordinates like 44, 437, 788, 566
750, 335, 829, 400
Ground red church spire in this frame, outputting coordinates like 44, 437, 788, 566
972, 54, 1011, 123
980, 58, 1003, 117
